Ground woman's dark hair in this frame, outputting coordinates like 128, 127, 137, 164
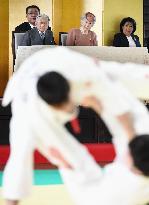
26, 5, 40, 14
37, 71, 70, 106
129, 135, 149, 176
120, 17, 136, 34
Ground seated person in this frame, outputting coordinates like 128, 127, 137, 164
21, 14, 54, 46
66, 12, 98, 46
113, 17, 141, 47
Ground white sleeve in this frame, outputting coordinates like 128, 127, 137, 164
99, 80, 149, 159
2, 103, 35, 200
28, 98, 104, 182
71, 66, 132, 116
100, 61, 149, 100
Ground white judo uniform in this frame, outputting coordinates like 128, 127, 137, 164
2, 47, 149, 204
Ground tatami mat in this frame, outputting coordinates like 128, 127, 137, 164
0, 185, 74, 205
0, 170, 62, 186
0, 170, 74, 205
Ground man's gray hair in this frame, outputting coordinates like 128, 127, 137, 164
81, 12, 96, 25
36, 14, 50, 22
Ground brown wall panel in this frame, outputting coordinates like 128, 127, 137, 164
0, 0, 9, 97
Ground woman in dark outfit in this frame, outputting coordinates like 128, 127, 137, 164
113, 17, 141, 47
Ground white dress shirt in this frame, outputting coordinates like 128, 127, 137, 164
126, 36, 136, 47
29, 23, 35, 29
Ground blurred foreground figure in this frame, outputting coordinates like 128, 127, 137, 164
2, 47, 149, 205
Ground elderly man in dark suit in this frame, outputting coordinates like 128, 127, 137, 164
21, 14, 54, 46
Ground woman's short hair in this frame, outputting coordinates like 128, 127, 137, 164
36, 14, 50, 22
120, 17, 136, 34
81, 12, 96, 25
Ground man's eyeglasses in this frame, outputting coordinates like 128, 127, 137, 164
27, 12, 39, 15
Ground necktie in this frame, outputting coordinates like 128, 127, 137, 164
40, 32, 45, 40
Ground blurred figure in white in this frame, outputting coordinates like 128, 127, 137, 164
2, 47, 149, 205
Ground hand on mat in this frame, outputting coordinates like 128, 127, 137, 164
82, 96, 103, 115
49, 147, 73, 169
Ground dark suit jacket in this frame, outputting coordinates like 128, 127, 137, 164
20, 28, 54, 46
113, 33, 141, 47
15, 22, 51, 32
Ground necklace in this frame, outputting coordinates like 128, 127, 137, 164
80, 27, 89, 35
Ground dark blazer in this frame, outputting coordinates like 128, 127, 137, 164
15, 22, 51, 32
20, 27, 54, 46
113, 33, 141, 47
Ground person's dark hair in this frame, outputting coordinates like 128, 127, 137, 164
26, 5, 40, 14
120, 17, 136, 34
129, 135, 149, 176
37, 71, 70, 106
